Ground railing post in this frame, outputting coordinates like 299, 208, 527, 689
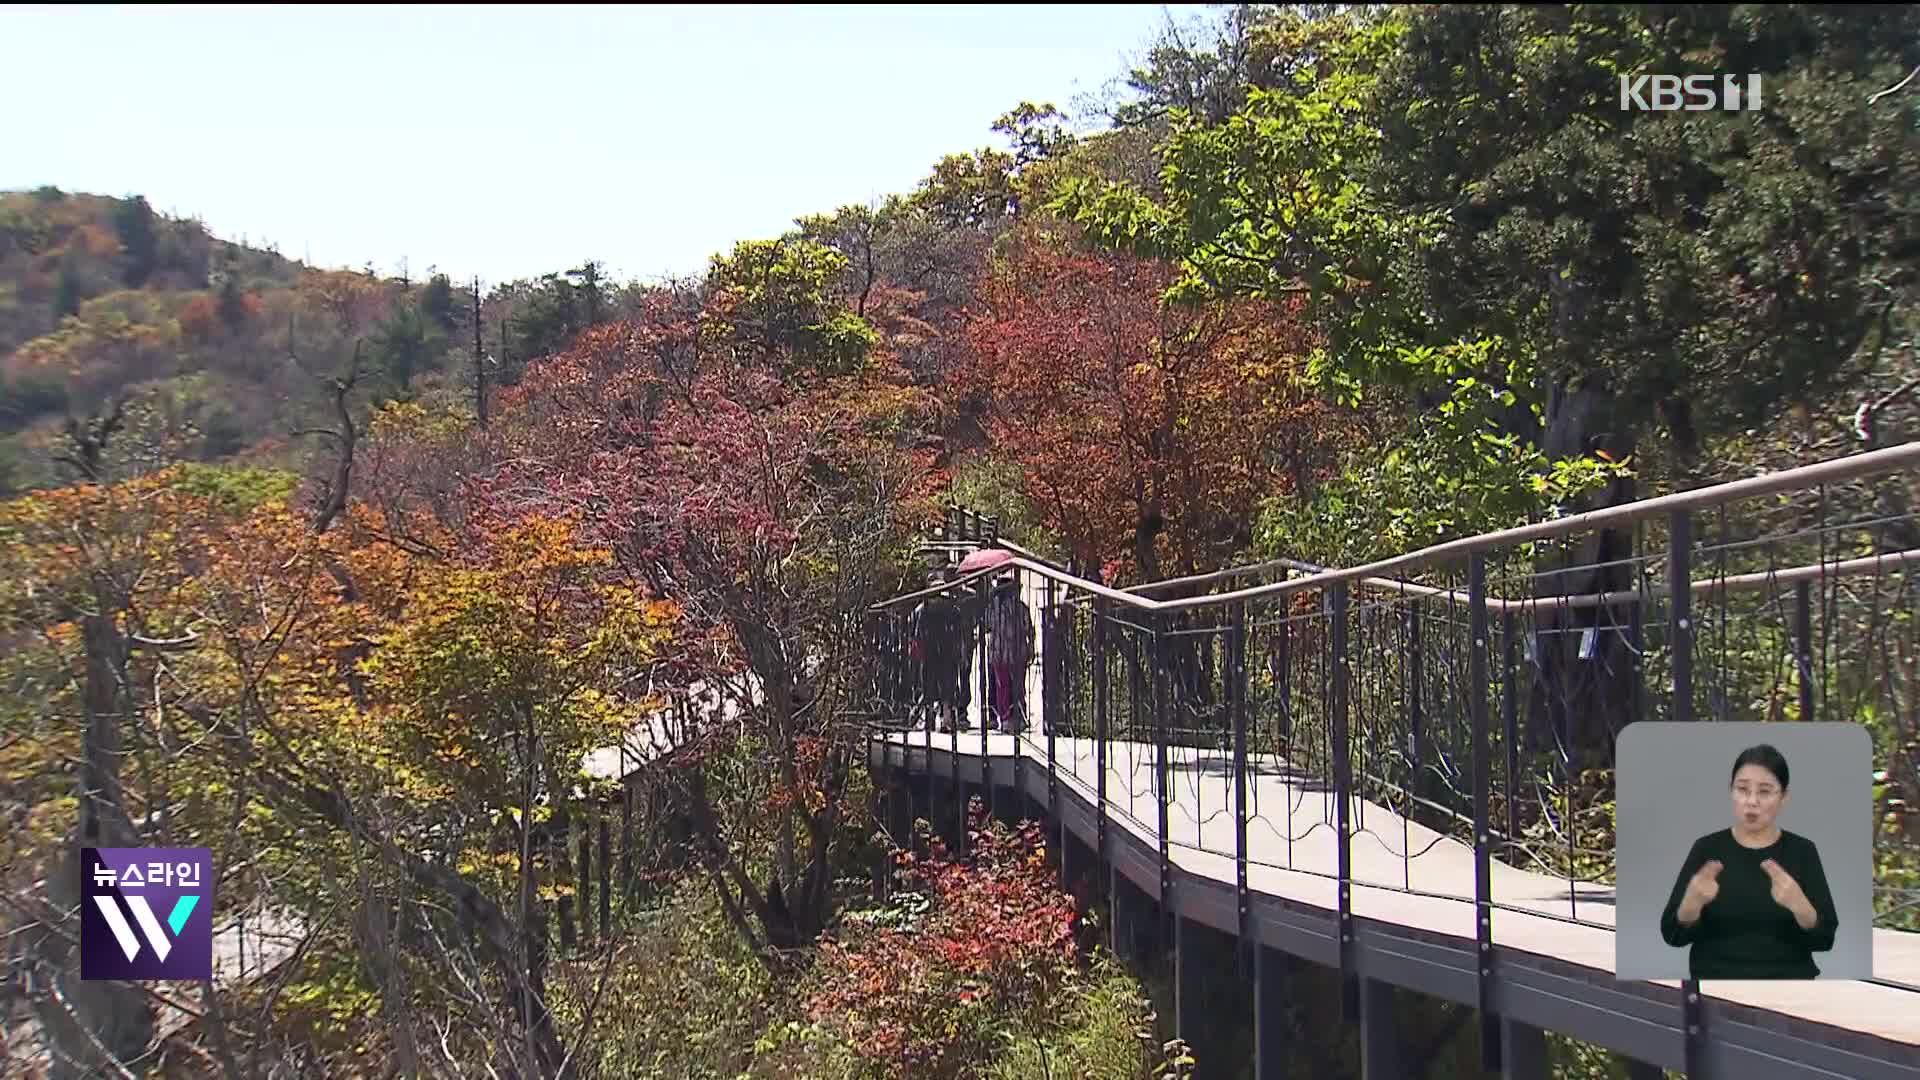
1010, 574, 1024, 824
1408, 601, 1423, 774
1044, 579, 1059, 844
1154, 611, 1175, 960
1794, 579, 1814, 723
1670, 509, 1705, 1078
1044, 584, 1059, 803
1331, 581, 1357, 1024
1276, 593, 1291, 757
1230, 599, 1251, 976
950, 587, 964, 851
1094, 600, 1110, 907
921, 608, 937, 738
1276, 594, 1293, 871
1502, 610, 1520, 864
979, 582, 991, 821
1470, 553, 1500, 1072
1013, 584, 1029, 810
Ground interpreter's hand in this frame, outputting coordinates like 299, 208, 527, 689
1683, 859, 1723, 911
1761, 858, 1810, 917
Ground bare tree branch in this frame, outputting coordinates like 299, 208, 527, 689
1868, 63, 1920, 105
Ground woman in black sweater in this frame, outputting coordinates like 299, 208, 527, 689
1659, 744, 1840, 979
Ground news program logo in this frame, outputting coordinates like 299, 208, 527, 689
1619, 74, 1763, 112
81, 848, 212, 981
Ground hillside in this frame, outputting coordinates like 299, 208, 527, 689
0, 187, 651, 497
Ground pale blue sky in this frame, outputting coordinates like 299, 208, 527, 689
4, 4, 1208, 287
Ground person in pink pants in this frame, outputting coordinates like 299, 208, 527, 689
984, 575, 1035, 733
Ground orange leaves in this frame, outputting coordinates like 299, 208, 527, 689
957, 238, 1350, 578
297, 268, 394, 335
177, 293, 221, 341
176, 289, 262, 342
0, 468, 224, 624
361, 508, 671, 706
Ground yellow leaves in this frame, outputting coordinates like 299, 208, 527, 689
370, 399, 430, 436
368, 398, 473, 443
456, 850, 521, 877
329, 511, 677, 811
22, 795, 80, 849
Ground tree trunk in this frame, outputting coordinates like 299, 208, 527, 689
356, 896, 421, 1079
1525, 380, 1641, 770
32, 611, 156, 1079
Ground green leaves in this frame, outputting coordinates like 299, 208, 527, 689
1254, 375, 1633, 569
706, 237, 878, 379
1056, 8, 1455, 395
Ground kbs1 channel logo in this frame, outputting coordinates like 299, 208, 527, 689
80, 848, 212, 981
1619, 73, 1763, 113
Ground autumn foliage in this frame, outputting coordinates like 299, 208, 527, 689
958, 238, 1368, 582
0, 458, 679, 1074
462, 241, 951, 959
802, 801, 1081, 1079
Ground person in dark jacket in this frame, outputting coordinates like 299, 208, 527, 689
1659, 743, 1839, 979
917, 566, 970, 732
903, 578, 934, 725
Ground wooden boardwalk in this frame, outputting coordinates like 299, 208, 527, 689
874, 564, 1920, 1059
868, 551, 1920, 1076
876, 727, 1920, 1056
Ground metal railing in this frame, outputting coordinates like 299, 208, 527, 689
862, 441, 1920, 1069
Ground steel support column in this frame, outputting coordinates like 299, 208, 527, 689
1470, 553, 1500, 1071
1361, 978, 1400, 1080
1670, 509, 1705, 1079
1254, 945, 1289, 1080
1502, 1017, 1550, 1080
1331, 582, 1356, 1023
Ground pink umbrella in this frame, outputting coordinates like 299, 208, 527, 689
957, 547, 1015, 574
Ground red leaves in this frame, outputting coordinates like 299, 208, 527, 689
483, 304, 932, 653
801, 800, 1081, 1078
957, 239, 1362, 580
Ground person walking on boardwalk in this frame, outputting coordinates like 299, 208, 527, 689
954, 569, 989, 727
918, 567, 970, 733
903, 576, 935, 726
985, 574, 1035, 734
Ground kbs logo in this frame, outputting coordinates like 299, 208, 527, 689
1619, 74, 1763, 112
81, 848, 212, 981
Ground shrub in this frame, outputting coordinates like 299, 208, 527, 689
799, 800, 1079, 1079
988, 954, 1172, 1080
548, 884, 777, 1080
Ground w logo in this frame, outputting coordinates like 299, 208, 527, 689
91, 893, 201, 963
80, 848, 212, 981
